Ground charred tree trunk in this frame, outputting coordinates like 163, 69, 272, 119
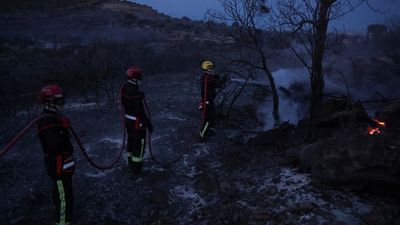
268, 69, 280, 126
305, 0, 333, 142
263, 63, 280, 125
258, 48, 280, 125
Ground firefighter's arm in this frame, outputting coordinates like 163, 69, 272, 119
135, 93, 153, 132
209, 75, 223, 88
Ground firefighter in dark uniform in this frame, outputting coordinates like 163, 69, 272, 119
199, 60, 223, 139
121, 66, 153, 174
37, 84, 74, 225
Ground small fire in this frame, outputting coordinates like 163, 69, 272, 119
367, 119, 385, 135
372, 119, 385, 127
368, 127, 381, 135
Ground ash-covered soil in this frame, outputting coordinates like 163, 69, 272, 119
0, 71, 398, 225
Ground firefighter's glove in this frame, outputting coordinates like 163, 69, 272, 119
60, 116, 71, 128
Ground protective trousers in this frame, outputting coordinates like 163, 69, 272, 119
200, 101, 216, 138
127, 129, 146, 173
45, 159, 74, 225
52, 176, 73, 225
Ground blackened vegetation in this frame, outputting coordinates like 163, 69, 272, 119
0, 37, 202, 131
1, 0, 400, 224
207, 0, 282, 126
0, 0, 90, 12
250, 98, 400, 193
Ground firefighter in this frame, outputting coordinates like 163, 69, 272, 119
121, 65, 153, 174
37, 84, 74, 225
199, 60, 223, 139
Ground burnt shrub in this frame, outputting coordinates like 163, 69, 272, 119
0, 36, 204, 127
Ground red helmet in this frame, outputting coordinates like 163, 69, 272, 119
39, 84, 65, 104
126, 66, 142, 79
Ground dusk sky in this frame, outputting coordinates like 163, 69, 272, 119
130, 0, 400, 32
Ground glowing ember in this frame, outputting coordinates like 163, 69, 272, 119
372, 119, 385, 127
368, 127, 381, 135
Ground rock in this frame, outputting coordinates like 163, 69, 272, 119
248, 122, 298, 149
299, 134, 400, 192
316, 98, 371, 128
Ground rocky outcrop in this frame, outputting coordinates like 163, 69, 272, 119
316, 98, 371, 128
298, 133, 400, 192
248, 122, 301, 153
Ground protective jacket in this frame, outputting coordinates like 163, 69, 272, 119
121, 81, 152, 130
37, 109, 74, 225
199, 73, 223, 139
121, 80, 152, 173
201, 73, 223, 102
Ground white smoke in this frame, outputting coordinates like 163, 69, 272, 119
258, 68, 309, 130
257, 67, 355, 130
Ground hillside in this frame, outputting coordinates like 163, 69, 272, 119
0, 0, 90, 11
0, 0, 227, 44
0, 0, 162, 15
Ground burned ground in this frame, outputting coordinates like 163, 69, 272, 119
1, 1, 400, 224
1, 70, 399, 225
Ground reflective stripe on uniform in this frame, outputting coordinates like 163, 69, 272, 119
132, 156, 141, 162
124, 114, 137, 120
56, 180, 66, 225
63, 161, 75, 170
132, 139, 145, 163
200, 122, 209, 138
128, 139, 145, 163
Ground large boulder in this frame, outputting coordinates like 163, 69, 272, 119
298, 133, 400, 192
248, 122, 299, 150
316, 98, 371, 127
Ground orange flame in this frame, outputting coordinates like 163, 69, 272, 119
372, 119, 385, 127
368, 127, 381, 135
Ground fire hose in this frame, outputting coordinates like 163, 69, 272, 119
0, 116, 44, 159
0, 87, 127, 170
1, 76, 209, 169
142, 75, 208, 168
0, 113, 125, 170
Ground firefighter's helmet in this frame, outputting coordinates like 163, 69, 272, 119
201, 60, 214, 71
39, 84, 65, 105
126, 66, 142, 79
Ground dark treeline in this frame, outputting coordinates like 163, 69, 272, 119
0, 36, 204, 124
0, 0, 92, 12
